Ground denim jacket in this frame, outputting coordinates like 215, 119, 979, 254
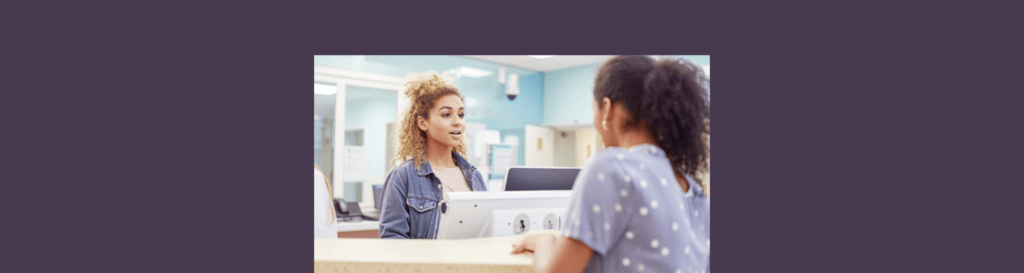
378, 151, 487, 239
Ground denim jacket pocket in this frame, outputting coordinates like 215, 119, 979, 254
406, 194, 438, 238
407, 195, 438, 213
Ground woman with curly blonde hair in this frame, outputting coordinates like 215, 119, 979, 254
378, 71, 487, 239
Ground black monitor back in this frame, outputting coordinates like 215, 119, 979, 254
504, 167, 581, 191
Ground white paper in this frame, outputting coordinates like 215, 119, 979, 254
343, 146, 368, 182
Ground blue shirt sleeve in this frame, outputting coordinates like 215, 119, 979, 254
560, 153, 637, 256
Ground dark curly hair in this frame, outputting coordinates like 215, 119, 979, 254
594, 56, 710, 183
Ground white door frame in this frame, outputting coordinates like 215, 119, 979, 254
315, 65, 407, 198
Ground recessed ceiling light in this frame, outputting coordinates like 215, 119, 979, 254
314, 84, 336, 95
529, 55, 555, 59
457, 66, 493, 78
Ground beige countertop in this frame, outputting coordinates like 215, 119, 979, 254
314, 235, 533, 273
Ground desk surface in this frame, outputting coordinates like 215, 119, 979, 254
314, 236, 533, 273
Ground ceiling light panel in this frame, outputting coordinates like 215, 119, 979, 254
458, 66, 493, 78
314, 84, 336, 95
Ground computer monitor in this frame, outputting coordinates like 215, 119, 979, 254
436, 190, 572, 240
372, 184, 384, 211
503, 167, 581, 191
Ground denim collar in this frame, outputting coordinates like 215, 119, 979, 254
415, 151, 475, 178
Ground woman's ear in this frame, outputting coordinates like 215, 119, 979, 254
601, 97, 613, 129
417, 116, 428, 132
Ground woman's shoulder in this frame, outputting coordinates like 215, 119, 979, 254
591, 145, 669, 164
388, 159, 419, 179
394, 158, 416, 170
588, 147, 643, 166
314, 168, 325, 181
583, 145, 672, 183
383, 160, 416, 191
577, 148, 636, 180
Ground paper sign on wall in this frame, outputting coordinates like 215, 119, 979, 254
343, 146, 368, 182
490, 144, 515, 180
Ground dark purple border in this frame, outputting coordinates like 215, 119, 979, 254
13, 2, 1005, 273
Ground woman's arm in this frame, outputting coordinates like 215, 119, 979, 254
378, 170, 411, 239
512, 233, 593, 273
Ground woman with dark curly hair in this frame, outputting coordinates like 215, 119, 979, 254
512, 56, 711, 273
378, 71, 488, 239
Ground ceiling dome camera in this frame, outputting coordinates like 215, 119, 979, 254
506, 73, 519, 101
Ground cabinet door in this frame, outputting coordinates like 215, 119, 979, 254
575, 128, 602, 167
524, 125, 554, 166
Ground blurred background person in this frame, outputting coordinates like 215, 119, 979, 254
314, 164, 337, 238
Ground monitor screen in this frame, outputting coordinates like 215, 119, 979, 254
504, 167, 581, 191
372, 184, 384, 211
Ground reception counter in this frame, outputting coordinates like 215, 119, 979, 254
314, 235, 533, 272
335, 220, 379, 238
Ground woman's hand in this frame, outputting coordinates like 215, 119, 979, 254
509, 230, 592, 273
511, 232, 555, 254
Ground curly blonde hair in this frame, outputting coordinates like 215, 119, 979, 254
393, 71, 470, 167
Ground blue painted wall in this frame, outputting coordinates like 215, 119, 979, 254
542, 64, 601, 125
